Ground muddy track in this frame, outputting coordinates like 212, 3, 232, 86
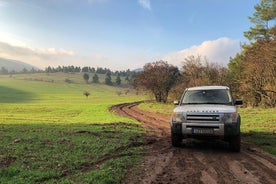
111, 102, 276, 184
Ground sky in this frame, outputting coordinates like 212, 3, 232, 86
0, 0, 260, 70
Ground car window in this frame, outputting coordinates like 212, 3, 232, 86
182, 89, 232, 104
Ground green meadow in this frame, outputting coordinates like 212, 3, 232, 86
1, 73, 275, 184
0, 74, 146, 183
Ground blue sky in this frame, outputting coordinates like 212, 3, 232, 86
0, 0, 260, 70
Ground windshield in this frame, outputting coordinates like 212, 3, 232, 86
182, 89, 232, 105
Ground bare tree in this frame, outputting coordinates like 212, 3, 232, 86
83, 91, 90, 98
134, 61, 180, 103
180, 55, 229, 88
241, 30, 276, 107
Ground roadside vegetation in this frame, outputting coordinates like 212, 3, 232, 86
0, 74, 146, 183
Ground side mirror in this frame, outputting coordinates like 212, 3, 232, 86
235, 99, 243, 105
173, 100, 180, 105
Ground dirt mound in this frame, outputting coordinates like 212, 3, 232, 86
111, 102, 276, 184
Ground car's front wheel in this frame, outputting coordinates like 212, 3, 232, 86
229, 134, 241, 152
171, 132, 182, 147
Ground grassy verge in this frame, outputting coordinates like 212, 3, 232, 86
239, 108, 276, 155
0, 123, 144, 183
139, 102, 276, 155
0, 74, 146, 183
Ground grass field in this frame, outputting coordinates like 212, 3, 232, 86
1, 73, 275, 183
0, 74, 146, 183
139, 102, 276, 155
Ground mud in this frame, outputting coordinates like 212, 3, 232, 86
111, 102, 276, 184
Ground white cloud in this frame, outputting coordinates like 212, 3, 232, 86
163, 37, 241, 67
0, 32, 28, 47
0, 41, 127, 70
0, 41, 79, 68
8, 44, 75, 57
38, 48, 75, 56
138, 0, 151, 10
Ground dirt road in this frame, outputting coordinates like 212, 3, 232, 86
111, 102, 276, 184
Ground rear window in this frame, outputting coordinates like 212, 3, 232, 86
182, 89, 232, 105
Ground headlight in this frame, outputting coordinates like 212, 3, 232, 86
172, 112, 185, 123
224, 113, 237, 123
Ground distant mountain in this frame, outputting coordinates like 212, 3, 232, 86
0, 58, 40, 72
133, 68, 143, 73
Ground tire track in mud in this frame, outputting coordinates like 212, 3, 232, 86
111, 102, 276, 184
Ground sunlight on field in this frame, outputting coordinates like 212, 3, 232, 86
0, 75, 144, 124
0, 74, 146, 183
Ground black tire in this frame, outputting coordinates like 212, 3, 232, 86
229, 134, 241, 152
171, 132, 182, 147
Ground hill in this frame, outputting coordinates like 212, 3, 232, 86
0, 57, 40, 72
0, 74, 146, 183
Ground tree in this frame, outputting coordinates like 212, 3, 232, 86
125, 71, 137, 85
134, 61, 180, 103
181, 56, 228, 87
105, 71, 113, 85
21, 68, 28, 73
92, 73, 99, 83
169, 56, 230, 100
225, 0, 276, 107
83, 73, 89, 83
83, 91, 90, 98
82, 67, 89, 72
244, 0, 276, 41
239, 0, 276, 107
240, 31, 276, 107
181, 56, 205, 87
0, 67, 9, 74
125, 75, 130, 83
228, 53, 244, 91
115, 74, 121, 85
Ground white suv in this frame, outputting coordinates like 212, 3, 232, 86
171, 86, 243, 152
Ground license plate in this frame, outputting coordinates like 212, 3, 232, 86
192, 128, 214, 134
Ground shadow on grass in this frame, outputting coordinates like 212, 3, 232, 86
0, 86, 36, 103
243, 131, 276, 155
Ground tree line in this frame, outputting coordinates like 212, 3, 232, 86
1, 65, 132, 76
0, 67, 42, 74
45, 65, 134, 77
82, 70, 137, 86
45, 66, 137, 85
134, 59, 230, 102
134, 0, 276, 107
